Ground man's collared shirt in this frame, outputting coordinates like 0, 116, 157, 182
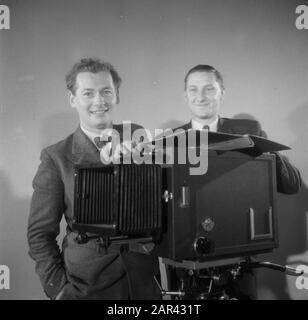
191, 117, 219, 132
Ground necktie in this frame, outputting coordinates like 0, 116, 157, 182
94, 136, 112, 150
95, 136, 113, 163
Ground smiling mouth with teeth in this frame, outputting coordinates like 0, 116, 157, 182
91, 109, 109, 114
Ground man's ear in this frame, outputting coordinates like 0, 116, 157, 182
184, 90, 188, 102
68, 91, 76, 108
116, 88, 120, 104
220, 88, 225, 101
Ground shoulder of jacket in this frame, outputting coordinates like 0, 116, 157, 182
221, 117, 260, 126
222, 117, 262, 131
42, 132, 74, 157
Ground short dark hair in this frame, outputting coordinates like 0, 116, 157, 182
65, 58, 122, 102
184, 64, 225, 91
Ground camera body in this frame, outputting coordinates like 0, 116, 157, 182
72, 151, 278, 261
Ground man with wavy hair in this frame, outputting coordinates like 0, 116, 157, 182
27, 58, 160, 300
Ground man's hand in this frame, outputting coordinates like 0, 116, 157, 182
111, 140, 154, 162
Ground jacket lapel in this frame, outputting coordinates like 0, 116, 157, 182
71, 126, 101, 165
70, 124, 125, 165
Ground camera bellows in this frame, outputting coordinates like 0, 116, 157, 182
73, 164, 162, 235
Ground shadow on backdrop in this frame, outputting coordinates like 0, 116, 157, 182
0, 111, 79, 299
0, 170, 45, 299
232, 110, 308, 299
284, 103, 308, 300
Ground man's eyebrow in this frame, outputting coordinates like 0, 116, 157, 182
81, 86, 114, 92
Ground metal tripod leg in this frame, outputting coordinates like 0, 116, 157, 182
158, 257, 172, 300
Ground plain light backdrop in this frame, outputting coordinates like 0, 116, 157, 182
0, 0, 307, 299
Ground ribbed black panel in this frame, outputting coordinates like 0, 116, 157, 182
117, 165, 162, 233
75, 167, 114, 224
74, 164, 162, 234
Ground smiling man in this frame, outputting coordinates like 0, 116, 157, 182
184, 66, 224, 130
70, 71, 115, 131
27, 58, 160, 300
172, 64, 302, 299
176, 64, 301, 194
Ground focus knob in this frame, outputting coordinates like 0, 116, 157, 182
193, 237, 213, 256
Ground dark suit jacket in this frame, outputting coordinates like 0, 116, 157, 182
27, 124, 160, 300
174, 117, 301, 195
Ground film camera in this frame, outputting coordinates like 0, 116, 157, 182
71, 131, 301, 300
